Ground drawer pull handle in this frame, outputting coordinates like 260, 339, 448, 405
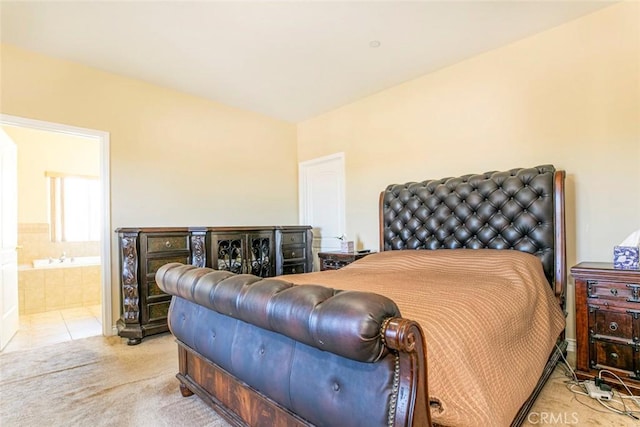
610, 352, 619, 360
610, 288, 618, 296
291, 251, 296, 257
165, 241, 172, 248
609, 322, 619, 332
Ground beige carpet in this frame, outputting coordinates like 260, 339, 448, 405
0, 334, 230, 427
523, 364, 635, 426
0, 334, 634, 426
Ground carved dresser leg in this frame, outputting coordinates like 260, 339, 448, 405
180, 382, 194, 397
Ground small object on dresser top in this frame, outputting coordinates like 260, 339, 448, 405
613, 246, 639, 270
340, 240, 354, 253
614, 229, 640, 270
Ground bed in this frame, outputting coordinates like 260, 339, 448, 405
156, 164, 567, 427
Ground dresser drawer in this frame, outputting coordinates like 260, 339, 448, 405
588, 280, 640, 303
146, 279, 168, 298
590, 338, 638, 375
146, 300, 171, 323
281, 232, 305, 245
281, 262, 306, 275
282, 245, 306, 260
146, 255, 190, 277
146, 234, 190, 253
591, 307, 635, 341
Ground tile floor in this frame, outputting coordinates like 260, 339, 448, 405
1, 305, 102, 353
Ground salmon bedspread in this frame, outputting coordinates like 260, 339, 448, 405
286, 249, 565, 427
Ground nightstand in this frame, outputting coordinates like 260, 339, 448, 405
571, 262, 640, 393
318, 251, 373, 271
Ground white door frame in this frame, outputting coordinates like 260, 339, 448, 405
299, 152, 346, 268
0, 128, 19, 350
0, 114, 113, 336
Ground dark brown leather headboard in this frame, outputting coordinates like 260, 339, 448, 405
379, 165, 566, 301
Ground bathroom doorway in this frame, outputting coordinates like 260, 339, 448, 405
0, 114, 111, 352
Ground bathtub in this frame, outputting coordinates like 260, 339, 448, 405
32, 255, 101, 269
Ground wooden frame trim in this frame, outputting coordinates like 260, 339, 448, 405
553, 170, 567, 307
510, 341, 567, 426
379, 190, 385, 253
177, 341, 318, 427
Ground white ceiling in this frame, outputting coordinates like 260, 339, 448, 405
1, 1, 614, 123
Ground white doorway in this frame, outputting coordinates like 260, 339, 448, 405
0, 114, 112, 339
0, 128, 19, 350
299, 152, 346, 271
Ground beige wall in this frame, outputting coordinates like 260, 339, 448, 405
0, 44, 298, 228
297, 3, 640, 342
1, 43, 298, 327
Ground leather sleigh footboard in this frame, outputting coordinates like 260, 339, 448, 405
156, 263, 430, 427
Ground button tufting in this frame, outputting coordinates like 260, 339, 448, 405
333, 382, 340, 392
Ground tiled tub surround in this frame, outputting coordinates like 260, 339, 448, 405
32, 255, 101, 268
17, 223, 99, 265
18, 262, 101, 315
18, 223, 101, 315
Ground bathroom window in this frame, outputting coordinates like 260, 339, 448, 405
47, 172, 100, 242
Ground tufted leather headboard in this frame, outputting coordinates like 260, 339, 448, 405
380, 165, 566, 301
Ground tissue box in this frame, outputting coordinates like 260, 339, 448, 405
613, 246, 639, 270
340, 241, 354, 253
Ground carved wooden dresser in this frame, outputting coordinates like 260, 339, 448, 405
116, 226, 312, 344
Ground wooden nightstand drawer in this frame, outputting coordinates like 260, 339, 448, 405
588, 280, 640, 303
590, 338, 638, 376
590, 306, 637, 342
318, 251, 373, 271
